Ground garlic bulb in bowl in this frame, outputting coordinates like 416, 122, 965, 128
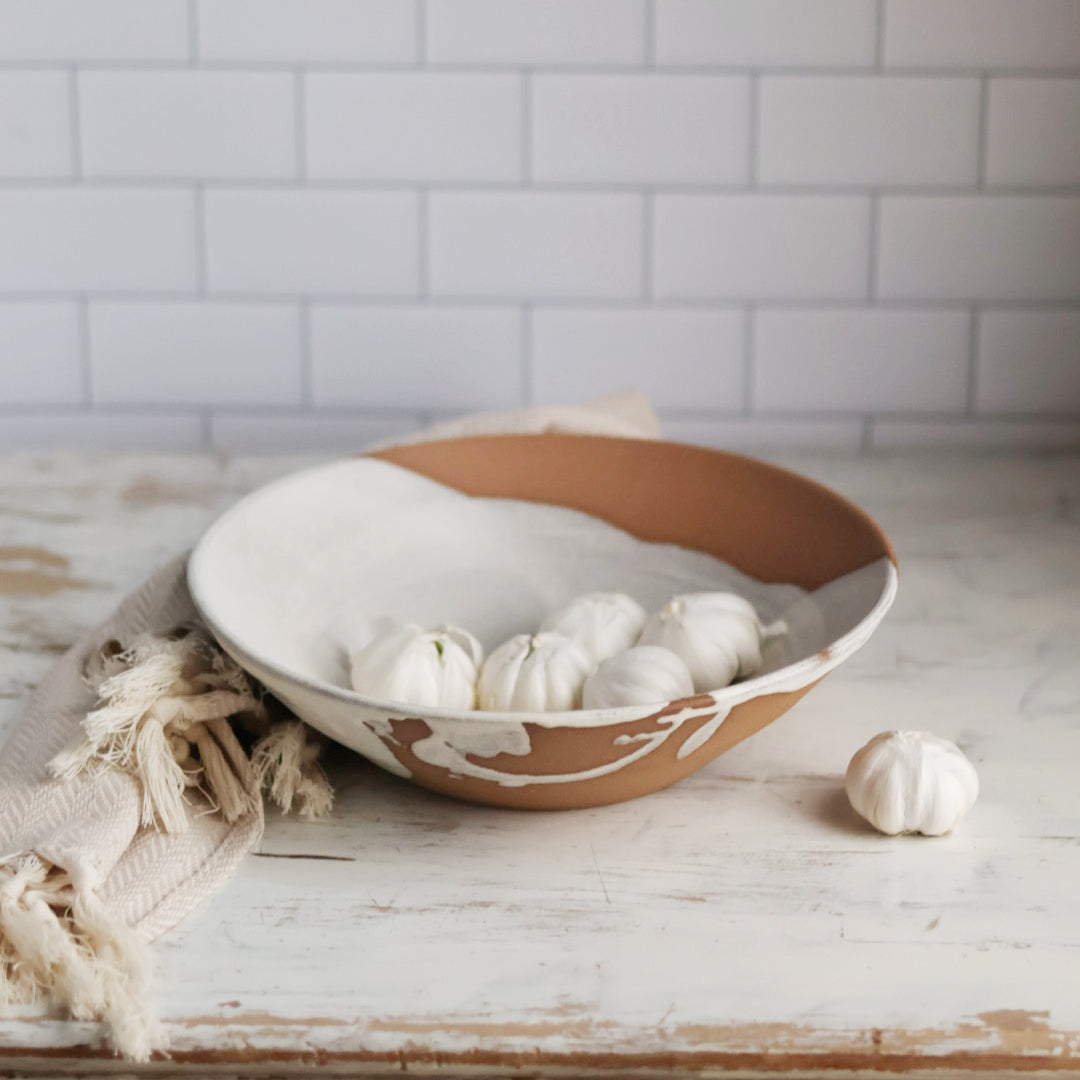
349, 621, 483, 710
845, 730, 979, 836
582, 645, 695, 710
540, 591, 647, 665
478, 632, 593, 713
639, 592, 782, 692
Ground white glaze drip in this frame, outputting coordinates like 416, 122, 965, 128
405, 700, 723, 788
675, 710, 729, 760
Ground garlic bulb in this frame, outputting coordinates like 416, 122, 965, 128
638, 591, 780, 692
582, 645, 695, 710
845, 730, 979, 836
540, 592, 647, 665
478, 632, 593, 712
349, 621, 483, 709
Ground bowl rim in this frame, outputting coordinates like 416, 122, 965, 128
187, 436, 898, 731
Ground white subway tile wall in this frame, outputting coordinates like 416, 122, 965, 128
306, 73, 521, 182
0, 189, 197, 291
0, 0, 1076, 451
757, 77, 980, 186
88, 302, 303, 405
975, 310, 1080, 413
984, 79, 1080, 187
753, 309, 970, 411
429, 192, 643, 297
654, 0, 877, 67
0, 72, 71, 177
531, 75, 749, 184
310, 305, 522, 408
654, 195, 870, 298
426, 0, 646, 66
0, 0, 190, 62
877, 196, 1080, 301
0, 303, 82, 403
531, 308, 744, 408
79, 72, 297, 179
204, 190, 418, 294
196, 0, 416, 63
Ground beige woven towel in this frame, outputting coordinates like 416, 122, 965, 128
0, 390, 660, 1059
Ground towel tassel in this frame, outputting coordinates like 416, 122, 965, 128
0, 855, 163, 1061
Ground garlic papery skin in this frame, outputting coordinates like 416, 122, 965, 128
540, 592, 647, 666
845, 730, 979, 836
478, 632, 594, 713
638, 591, 779, 693
582, 646, 695, 710
349, 621, 483, 710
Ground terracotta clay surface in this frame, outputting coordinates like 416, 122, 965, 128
375, 434, 897, 588
189, 435, 896, 810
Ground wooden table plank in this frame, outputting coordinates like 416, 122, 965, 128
1, 451, 1078, 1077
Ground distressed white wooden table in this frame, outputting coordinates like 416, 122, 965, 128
1, 450, 1078, 1079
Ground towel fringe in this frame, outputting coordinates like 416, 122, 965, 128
50, 631, 265, 834
0, 856, 164, 1062
252, 721, 334, 821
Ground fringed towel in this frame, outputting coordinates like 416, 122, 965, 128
0, 390, 660, 1059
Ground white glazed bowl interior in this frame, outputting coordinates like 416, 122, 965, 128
188, 454, 895, 771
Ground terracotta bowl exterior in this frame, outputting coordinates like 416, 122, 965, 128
190, 435, 897, 810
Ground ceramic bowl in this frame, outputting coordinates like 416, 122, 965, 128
188, 434, 896, 810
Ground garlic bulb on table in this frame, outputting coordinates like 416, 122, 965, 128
349, 621, 483, 709
845, 730, 979, 836
639, 591, 782, 693
582, 645, 695, 710
540, 592, 647, 666
478, 632, 593, 712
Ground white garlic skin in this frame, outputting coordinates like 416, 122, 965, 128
349, 621, 483, 710
582, 645, 695, 710
845, 730, 979, 836
478, 631, 593, 712
540, 592, 647, 666
638, 591, 772, 693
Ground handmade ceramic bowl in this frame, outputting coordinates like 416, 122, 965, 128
188, 435, 896, 810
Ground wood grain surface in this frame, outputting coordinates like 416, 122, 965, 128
1, 450, 1078, 1078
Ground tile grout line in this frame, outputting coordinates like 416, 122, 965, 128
641, 190, 653, 300
4, 176, 1080, 196
742, 304, 755, 416
77, 295, 92, 406
67, 67, 81, 180
747, 72, 759, 185
4, 59, 1080, 75
416, 0, 427, 65
417, 188, 429, 297
866, 194, 880, 301
520, 304, 534, 406
520, 71, 532, 183
294, 69, 307, 181
298, 300, 314, 408
966, 306, 979, 415
976, 76, 990, 188
4, 291, 1080, 311
193, 184, 207, 293
188, 0, 199, 63
875, 0, 887, 68
199, 408, 213, 449
7, 402, 1078, 423
861, 416, 874, 451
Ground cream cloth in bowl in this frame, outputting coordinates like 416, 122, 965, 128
0, 390, 661, 1060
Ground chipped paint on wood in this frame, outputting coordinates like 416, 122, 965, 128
0, 546, 89, 597
121, 475, 250, 509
